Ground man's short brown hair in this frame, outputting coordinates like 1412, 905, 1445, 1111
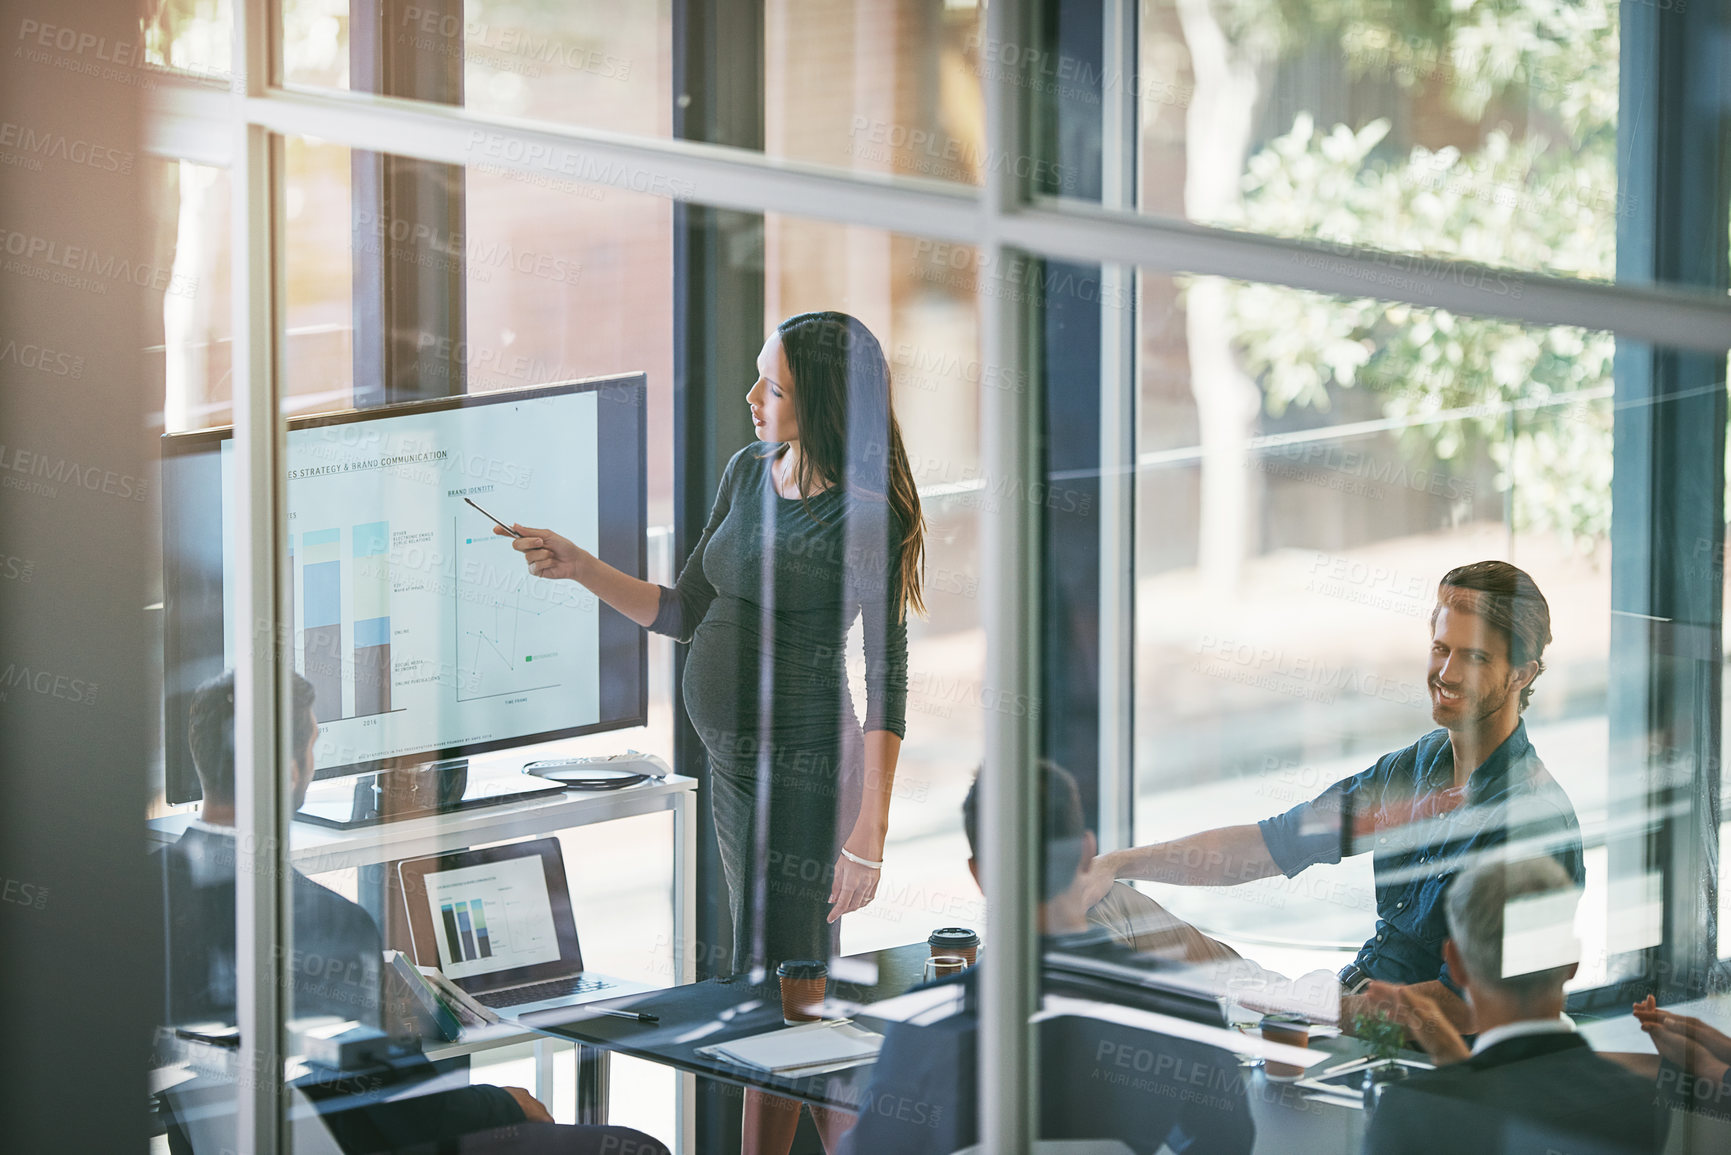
962, 761, 1087, 903
188, 669, 317, 803
1431, 560, 1552, 712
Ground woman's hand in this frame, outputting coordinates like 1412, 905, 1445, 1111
1641, 1017, 1730, 1084
1634, 997, 1731, 1062
499, 523, 590, 582
828, 829, 884, 923
1635, 997, 1731, 1082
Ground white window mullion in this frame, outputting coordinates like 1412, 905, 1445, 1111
978, 1, 1039, 1152
232, 1, 288, 1153
140, 76, 1731, 352
1097, 0, 1139, 856
1007, 201, 1731, 354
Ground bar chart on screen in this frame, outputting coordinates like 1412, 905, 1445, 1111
214, 389, 605, 772
290, 521, 402, 724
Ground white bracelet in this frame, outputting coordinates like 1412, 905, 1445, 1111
840, 848, 883, 870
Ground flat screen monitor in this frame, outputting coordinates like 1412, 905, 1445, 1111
161, 375, 648, 805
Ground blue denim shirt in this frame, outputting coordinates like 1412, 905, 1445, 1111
1258, 721, 1584, 986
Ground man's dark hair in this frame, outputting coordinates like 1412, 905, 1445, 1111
962, 760, 1087, 903
1431, 560, 1553, 711
187, 669, 317, 802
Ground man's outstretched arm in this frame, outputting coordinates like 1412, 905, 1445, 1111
1079, 824, 1281, 908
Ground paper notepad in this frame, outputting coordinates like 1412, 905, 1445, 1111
699, 1020, 883, 1075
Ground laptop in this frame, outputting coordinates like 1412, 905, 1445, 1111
396, 838, 652, 1018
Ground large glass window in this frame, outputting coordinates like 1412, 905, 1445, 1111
1125, 0, 1622, 282
145, 0, 233, 80
1133, 272, 1630, 983
119, 4, 1731, 1155
763, 216, 988, 956
282, 0, 672, 138
155, 137, 687, 1142
764, 0, 984, 183
281, 0, 992, 186
160, 160, 235, 434
1007, 0, 1731, 295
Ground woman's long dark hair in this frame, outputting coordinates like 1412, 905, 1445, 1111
772, 311, 926, 619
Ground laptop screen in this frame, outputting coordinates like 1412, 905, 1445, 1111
420, 854, 564, 981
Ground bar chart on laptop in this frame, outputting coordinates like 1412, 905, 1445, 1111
424, 855, 563, 979
440, 898, 495, 963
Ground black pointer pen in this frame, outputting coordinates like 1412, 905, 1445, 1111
464, 496, 523, 538
594, 1008, 659, 1024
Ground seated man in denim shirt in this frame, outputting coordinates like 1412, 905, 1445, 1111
1080, 561, 1584, 1031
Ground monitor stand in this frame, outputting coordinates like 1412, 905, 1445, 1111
295, 757, 563, 829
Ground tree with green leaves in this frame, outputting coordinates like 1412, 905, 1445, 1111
1170, 0, 1621, 581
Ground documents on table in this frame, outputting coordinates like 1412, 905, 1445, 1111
696, 1019, 884, 1076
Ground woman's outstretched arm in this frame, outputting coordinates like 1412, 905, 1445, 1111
499, 450, 741, 637
499, 523, 662, 626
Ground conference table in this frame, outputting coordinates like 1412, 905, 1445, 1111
520, 941, 1376, 1155
524, 943, 930, 1117
1238, 1049, 1375, 1154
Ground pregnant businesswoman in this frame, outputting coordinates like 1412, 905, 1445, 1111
500, 310, 925, 977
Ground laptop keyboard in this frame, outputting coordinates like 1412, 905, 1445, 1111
481, 975, 615, 1008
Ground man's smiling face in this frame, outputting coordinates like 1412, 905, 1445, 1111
1428, 602, 1528, 731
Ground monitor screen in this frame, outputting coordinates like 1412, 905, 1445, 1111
162, 376, 648, 804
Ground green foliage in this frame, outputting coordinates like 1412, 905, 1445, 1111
141, 0, 231, 72
1352, 1006, 1408, 1062
1210, 0, 1622, 550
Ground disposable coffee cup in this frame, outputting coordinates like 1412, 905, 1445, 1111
923, 955, 967, 983
776, 960, 828, 1025
928, 927, 980, 967
1260, 1013, 1310, 1081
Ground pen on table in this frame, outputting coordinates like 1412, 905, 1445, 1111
594, 1008, 659, 1024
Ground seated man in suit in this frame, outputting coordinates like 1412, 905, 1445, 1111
1367, 856, 1668, 1155
158, 670, 667, 1155
834, 762, 1255, 1155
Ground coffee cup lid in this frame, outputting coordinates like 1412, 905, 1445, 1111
928, 927, 980, 946
776, 959, 828, 979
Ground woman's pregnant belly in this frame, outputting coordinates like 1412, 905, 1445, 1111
682, 597, 860, 770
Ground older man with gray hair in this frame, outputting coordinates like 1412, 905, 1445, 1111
1365, 856, 1668, 1154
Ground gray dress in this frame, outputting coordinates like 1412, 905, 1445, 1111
650, 446, 908, 971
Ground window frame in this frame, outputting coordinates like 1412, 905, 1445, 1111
143, 0, 1731, 1151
